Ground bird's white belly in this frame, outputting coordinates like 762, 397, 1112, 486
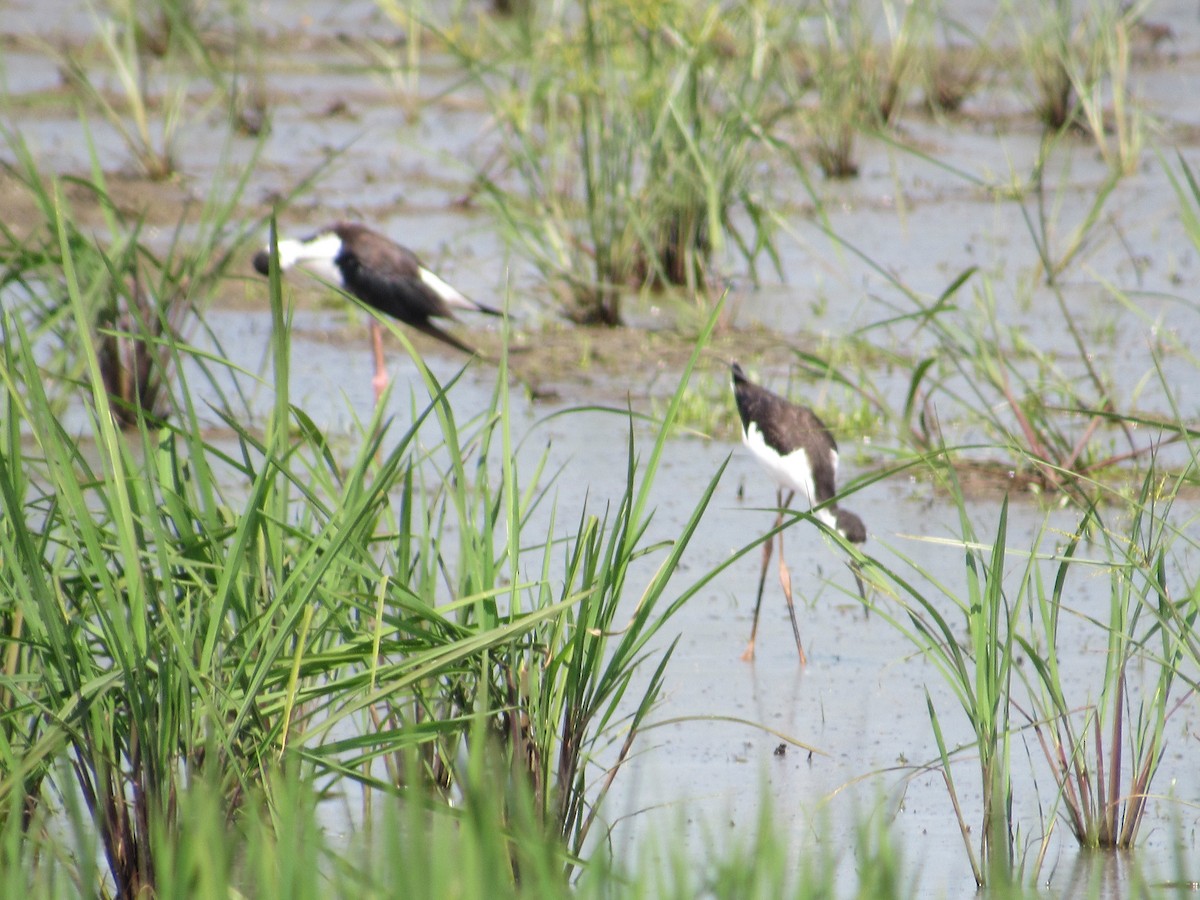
743, 423, 838, 523
297, 256, 344, 286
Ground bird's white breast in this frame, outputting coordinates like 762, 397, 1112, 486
743, 421, 838, 527
277, 234, 345, 285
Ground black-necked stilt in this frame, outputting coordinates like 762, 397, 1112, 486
252, 222, 501, 402
731, 362, 866, 664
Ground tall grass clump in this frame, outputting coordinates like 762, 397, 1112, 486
301, 297, 731, 874
0, 122, 266, 423
0, 239, 448, 891
1018, 466, 1195, 850
919, 36, 986, 116
800, 0, 933, 177
1015, 0, 1076, 131
880, 265, 1164, 493
851, 432, 1196, 883
1008, 11, 1148, 287
4, 751, 571, 898
1, 201, 734, 891
855, 473, 1019, 887
55, 3, 188, 179
0, 211, 427, 893
45, 0, 268, 178
1070, 5, 1145, 178
447, 0, 798, 324
1013, 0, 1147, 176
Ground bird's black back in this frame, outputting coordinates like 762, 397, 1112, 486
731, 362, 843, 504
332, 224, 450, 326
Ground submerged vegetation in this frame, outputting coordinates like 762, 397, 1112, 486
1, 0, 1198, 896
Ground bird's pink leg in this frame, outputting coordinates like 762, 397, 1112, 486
744, 488, 797, 662
742, 511, 776, 661
775, 490, 806, 666
370, 321, 388, 404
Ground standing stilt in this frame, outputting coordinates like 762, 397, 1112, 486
731, 363, 867, 665
252, 221, 502, 404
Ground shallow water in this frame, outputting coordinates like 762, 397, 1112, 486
175, 310, 1198, 896
4, 0, 1200, 894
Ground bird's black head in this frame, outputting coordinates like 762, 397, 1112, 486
252, 249, 271, 276
731, 361, 747, 384
836, 508, 867, 544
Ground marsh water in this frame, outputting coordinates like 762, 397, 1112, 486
4, 0, 1200, 894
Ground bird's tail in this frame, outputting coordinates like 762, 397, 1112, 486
471, 300, 504, 317
410, 318, 485, 358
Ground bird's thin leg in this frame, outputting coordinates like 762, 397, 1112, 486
850, 560, 868, 609
370, 321, 388, 404
742, 489, 782, 662
776, 490, 806, 667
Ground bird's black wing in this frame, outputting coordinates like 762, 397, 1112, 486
765, 400, 841, 505
341, 264, 448, 324
407, 318, 481, 356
